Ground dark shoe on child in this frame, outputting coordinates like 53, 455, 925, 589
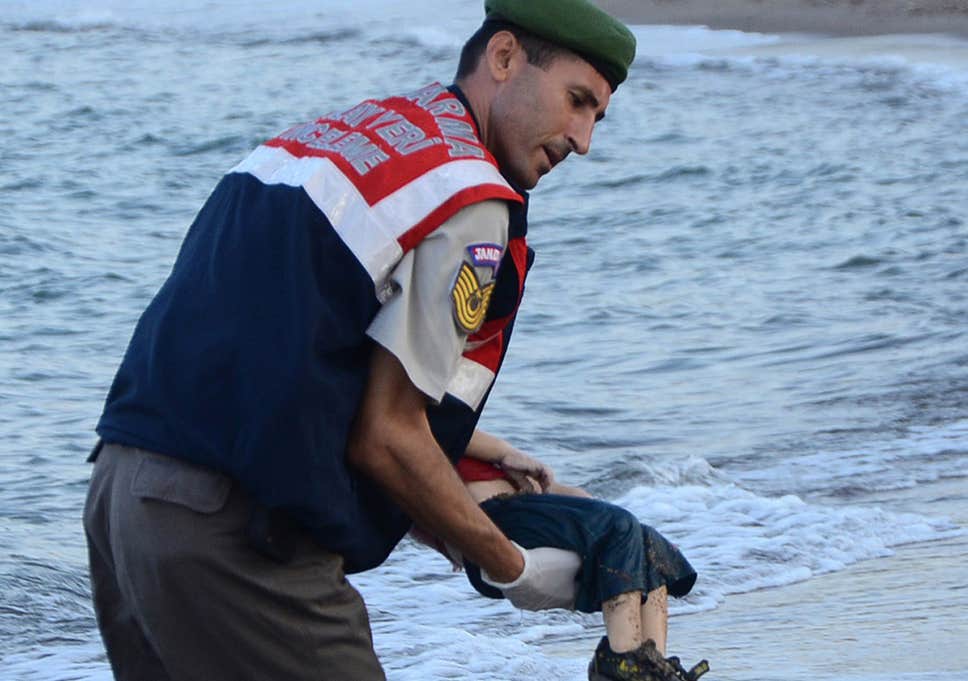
664, 655, 710, 681
636, 640, 710, 681
587, 637, 671, 681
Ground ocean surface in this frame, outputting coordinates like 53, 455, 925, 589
1, 1, 967, 680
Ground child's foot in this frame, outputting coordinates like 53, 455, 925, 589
587, 637, 680, 681
663, 655, 710, 681
637, 640, 710, 681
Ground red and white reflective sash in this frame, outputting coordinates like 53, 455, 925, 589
230, 83, 522, 300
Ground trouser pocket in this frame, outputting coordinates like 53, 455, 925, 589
130, 450, 232, 514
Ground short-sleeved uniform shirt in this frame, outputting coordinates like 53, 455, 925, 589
368, 199, 507, 400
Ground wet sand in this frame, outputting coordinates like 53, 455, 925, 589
675, 537, 968, 679
549, 478, 968, 680
554, 532, 968, 681
659, 478, 968, 680
598, 0, 968, 37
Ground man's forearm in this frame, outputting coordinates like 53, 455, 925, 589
347, 346, 524, 583
353, 426, 522, 581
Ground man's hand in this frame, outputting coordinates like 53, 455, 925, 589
481, 542, 580, 611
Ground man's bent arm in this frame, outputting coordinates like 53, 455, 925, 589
347, 344, 524, 583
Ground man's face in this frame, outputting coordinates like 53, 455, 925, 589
487, 50, 611, 190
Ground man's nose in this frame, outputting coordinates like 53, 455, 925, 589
567, 114, 595, 156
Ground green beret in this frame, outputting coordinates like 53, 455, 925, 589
484, 0, 636, 90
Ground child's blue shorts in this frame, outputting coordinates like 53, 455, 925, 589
464, 493, 697, 613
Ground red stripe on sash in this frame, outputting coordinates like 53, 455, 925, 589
397, 183, 522, 253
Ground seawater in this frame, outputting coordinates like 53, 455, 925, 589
1, 2, 966, 679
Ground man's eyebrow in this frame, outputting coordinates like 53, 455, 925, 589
573, 86, 606, 122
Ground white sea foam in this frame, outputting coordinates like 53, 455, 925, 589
632, 24, 784, 57
618, 479, 961, 609
392, 26, 464, 52
12, 426, 959, 681
360, 437, 962, 676
630, 25, 968, 94
8, 457, 958, 681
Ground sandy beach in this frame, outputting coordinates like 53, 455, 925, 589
670, 479, 968, 680
541, 479, 968, 681
598, 0, 968, 36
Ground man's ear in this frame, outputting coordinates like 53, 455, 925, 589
484, 30, 520, 83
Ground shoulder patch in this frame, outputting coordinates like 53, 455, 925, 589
451, 262, 495, 334
466, 242, 503, 272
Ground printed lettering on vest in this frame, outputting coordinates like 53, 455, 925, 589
267, 84, 502, 206
235, 85, 523, 295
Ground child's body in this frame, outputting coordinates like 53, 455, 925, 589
420, 430, 710, 681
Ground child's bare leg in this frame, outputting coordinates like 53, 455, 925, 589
641, 585, 668, 655
601, 591, 642, 653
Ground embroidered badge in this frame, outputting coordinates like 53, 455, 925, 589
451, 262, 495, 334
466, 242, 503, 272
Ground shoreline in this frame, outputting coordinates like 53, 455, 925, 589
664, 478, 968, 680
552, 477, 968, 680
597, 0, 968, 38
670, 533, 968, 680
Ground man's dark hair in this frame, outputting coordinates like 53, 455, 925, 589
454, 19, 572, 81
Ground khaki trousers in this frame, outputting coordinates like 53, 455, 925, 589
83, 443, 385, 681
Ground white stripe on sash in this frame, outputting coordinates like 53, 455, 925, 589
231, 145, 511, 293
444, 356, 496, 411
